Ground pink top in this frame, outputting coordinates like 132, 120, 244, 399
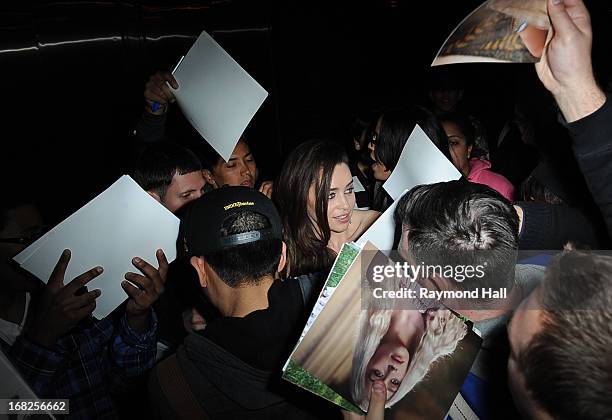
468, 158, 515, 202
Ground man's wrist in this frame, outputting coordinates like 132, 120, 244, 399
125, 308, 151, 334
554, 79, 606, 123
144, 103, 167, 116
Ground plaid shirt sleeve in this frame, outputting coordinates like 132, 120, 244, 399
109, 308, 158, 378
9, 335, 68, 397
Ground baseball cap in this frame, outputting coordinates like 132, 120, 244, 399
179, 186, 282, 257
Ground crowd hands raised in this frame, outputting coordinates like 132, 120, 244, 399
1, 0, 611, 418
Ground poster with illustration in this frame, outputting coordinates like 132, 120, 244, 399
284, 243, 481, 418
433, 0, 549, 66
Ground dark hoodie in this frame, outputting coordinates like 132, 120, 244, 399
148, 275, 338, 419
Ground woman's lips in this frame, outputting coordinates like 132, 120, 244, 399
241, 180, 253, 187
334, 213, 350, 224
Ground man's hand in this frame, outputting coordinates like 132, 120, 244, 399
122, 249, 168, 333
182, 307, 207, 333
342, 381, 386, 420
144, 71, 179, 116
259, 181, 274, 198
26, 250, 103, 349
535, 0, 605, 122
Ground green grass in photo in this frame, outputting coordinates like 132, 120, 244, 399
283, 360, 362, 413
326, 243, 360, 288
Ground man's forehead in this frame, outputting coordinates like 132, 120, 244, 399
230, 141, 251, 157
171, 170, 205, 190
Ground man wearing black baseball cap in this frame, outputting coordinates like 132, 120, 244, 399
148, 186, 334, 419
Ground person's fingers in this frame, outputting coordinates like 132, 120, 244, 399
146, 89, 167, 105
191, 307, 205, 323
131, 256, 164, 294
259, 185, 271, 197
563, 0, 589, 16
48, 249, 71, 289
563, 0, 592, 36
160, 84, 176, 103
366, 381, 386, 420
156, 249, 169, 285
121, 279, 147, 303
148, 85, 169, 104
547, 0, 579, 37
518, 26, 548, 58
341, 410, 365, 420
71, 301, 96, 321
60, 266, 103, 298
167, 74, 179, 89
259, 181, 274, 198
124, 272, 155, 295
156, 71, 179, 89
191, 320, 207, 331
535, 22, 554, 72
63, 289, 101, 311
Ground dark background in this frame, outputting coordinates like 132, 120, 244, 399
1, 0, 611, 223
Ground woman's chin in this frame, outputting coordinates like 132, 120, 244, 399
329, 222, 350, 234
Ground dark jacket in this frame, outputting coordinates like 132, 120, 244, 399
148, 334, 328, 420
568, 98, 612, 239
148, 273, 337, 420
517, 201, 600, 250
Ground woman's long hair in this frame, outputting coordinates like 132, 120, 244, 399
374, 105, 450, 173
371, 105, 450, 212
273, 139, 350, 277
351, 308, 467, 411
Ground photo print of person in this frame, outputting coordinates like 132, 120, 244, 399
432, 0, 549, 66
284, 242, 481, 418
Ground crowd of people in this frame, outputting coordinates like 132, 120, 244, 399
1, 0, 611, 419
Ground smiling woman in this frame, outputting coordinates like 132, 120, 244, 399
274, 140, 380, 277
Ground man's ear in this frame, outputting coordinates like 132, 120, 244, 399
202, 169, 217, 188
190, 256, 208, 288
277, 241, 287, 274
147, 191, 161, 203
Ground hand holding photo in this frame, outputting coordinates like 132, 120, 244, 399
432, 0, 549, 66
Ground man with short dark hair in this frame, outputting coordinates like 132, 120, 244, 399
396, 179, 519, 312
507, 251, 612, 420
148, 186, 332, 419
132, 142, 205, 213
395, 179, 545, 419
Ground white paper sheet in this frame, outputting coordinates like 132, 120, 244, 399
382, 124, 461, 201
171, 30, 268, 162
14, 176, 180, 319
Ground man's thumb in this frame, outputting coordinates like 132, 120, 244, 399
547, 0, 577, 35
366, 381, 386, 420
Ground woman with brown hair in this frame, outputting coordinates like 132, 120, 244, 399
273, 140, 380, 277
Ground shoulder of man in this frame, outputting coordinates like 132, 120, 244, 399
293, 271, 327, 308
